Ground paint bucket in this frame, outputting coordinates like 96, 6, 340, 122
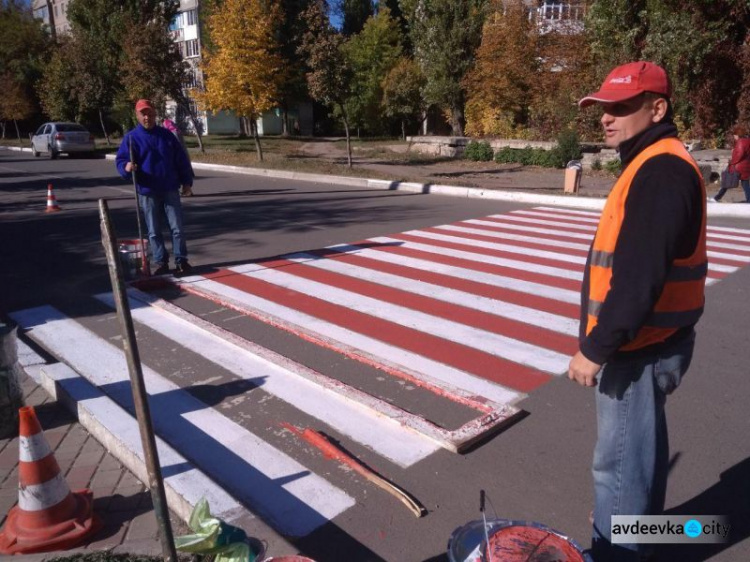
448, 518, 591, 562
118, 239, 149, 280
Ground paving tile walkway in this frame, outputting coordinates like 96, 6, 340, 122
0, 372, 187, 561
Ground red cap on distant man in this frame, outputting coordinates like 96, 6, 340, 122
135, 99, 154, 113
578, 61, 671, 108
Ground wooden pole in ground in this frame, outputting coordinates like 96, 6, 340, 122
98, 198, 177, 562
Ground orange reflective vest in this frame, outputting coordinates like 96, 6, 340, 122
585, 137, 707, 351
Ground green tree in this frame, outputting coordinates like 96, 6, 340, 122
37, 39, 78, 122
463, 0, 537, 137
0, 0, 50, 134
200, 0, 284, 161
382, 57, 426, 139
277, 0, 311, 136
333, 0, 374, 36
299, 0, 355, 166
0, 75, 34, 142
342, 6, 402, 135
404, 0, 488, 136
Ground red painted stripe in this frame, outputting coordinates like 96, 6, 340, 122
314, 248, 580, 319
363, 241, 583, 292
707, 254, 750, 267
483, 215, 596, 232
204, 268, 552, 392
392, 232, 585, 274
427, 226, 589, 258
265, 257, 579, 356
512, 210, 600, 226
19, 454, 61, 486
706, 244, 750, 259
455, 219, 594, 245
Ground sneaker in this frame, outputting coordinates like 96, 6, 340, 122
175, 260, 193, 275
152, 263, 170, 276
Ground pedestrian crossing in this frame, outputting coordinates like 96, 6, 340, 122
12, 205, 750, 540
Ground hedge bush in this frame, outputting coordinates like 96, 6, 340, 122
494, 146, 562, 167
464, 140, 494, 161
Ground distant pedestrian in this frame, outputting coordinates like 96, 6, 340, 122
713, 124, 750, 202
116, 99, 194, 275
162, 117, 195, 196
571, 61, 707, 562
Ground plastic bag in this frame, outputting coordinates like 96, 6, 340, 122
175, 498, 256, 562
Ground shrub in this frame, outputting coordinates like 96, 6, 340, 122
604, 159, 622, 175
555, 128, 582, 166
464, 141, 494, 161
493, 145, 562, 168
591, 159, 602, 171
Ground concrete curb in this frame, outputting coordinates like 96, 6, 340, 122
4, 145, 749, 217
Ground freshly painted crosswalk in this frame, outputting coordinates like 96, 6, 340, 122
178, 206, 750, 404
13, 205, 750, 541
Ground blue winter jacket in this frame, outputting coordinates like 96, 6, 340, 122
115, 124, 193, 195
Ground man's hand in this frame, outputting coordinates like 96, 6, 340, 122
125, 162, 137, 173
568, 351, 602, 387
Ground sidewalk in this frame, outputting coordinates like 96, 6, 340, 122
0, 370, 187, 560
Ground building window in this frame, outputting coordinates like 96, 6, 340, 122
185, 9, 197, 26
170, 15, 180, 31
185, 39, 200, 58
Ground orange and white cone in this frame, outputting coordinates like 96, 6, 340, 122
45, 184, 61, 213
0, 406, 100, 554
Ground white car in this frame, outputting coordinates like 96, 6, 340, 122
31, 122, 96, 159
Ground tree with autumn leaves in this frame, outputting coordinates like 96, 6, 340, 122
199, 0, 284, 161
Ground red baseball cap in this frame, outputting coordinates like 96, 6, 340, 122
135, 99, 154, 113
578, 61, 671, 108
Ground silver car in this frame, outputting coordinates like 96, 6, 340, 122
31, 122, 96, 159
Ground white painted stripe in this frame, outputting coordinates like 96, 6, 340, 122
228, 265, 569, 375
535, 206, 601, 218
402, 229, 587, 266
707, 232, 750, 243
367, 237, 584, 282
18, 472, 70, 511
39, 362, 247, 525
465, 218, 594, 241
439, 224, 591, 251
512, 209, 600, 224
706, 240, 750, 253
94, 293, 439, 467
332, 242, 581, 304
706, 224, 750, 235
286, 252, 578, 336
19, 432, 52, 462
186, 278, 523, 406
10, 306, 354, 537
487, 214, 598, 232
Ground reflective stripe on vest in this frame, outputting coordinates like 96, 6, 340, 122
585, 137, 707, 351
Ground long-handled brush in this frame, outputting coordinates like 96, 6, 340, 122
481, 490, 494, 562
128, 136, 150, 277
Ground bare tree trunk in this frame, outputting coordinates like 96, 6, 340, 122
450, 101, 465, 137
13, 120, 21, 144
340, 106, 352, 168
99, 109, 111, 145
251, 118, 263, 161
1, 121, 5, 139
401, 119, 406, 140
185, 110, 204, 153
281, 105, 289, 137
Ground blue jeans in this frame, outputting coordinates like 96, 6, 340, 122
591, 331, 695, 561
139, 190, 187, 265
742, 179, 750, 202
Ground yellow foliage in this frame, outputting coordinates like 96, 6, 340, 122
199, 0, 284, 119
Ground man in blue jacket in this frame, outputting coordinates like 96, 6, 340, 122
116, 99, 194, 275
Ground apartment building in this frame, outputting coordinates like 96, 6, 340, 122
31, 0, 71, 37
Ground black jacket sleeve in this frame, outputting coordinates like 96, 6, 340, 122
579, 154, 702, 364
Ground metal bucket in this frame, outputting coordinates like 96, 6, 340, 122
118, 239, 149, 280
448, 518, 590, 562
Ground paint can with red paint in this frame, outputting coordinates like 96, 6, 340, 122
118, 239, 149, 280
448, 518, 591, 562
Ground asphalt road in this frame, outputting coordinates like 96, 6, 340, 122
1, 149, 749, 561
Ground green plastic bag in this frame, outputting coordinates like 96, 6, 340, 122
175, 498, 256, 562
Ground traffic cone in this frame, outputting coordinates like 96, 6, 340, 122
0, 406, 100, 554
45, 184, 61, 213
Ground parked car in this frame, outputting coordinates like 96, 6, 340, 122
31, 122, 96, 159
